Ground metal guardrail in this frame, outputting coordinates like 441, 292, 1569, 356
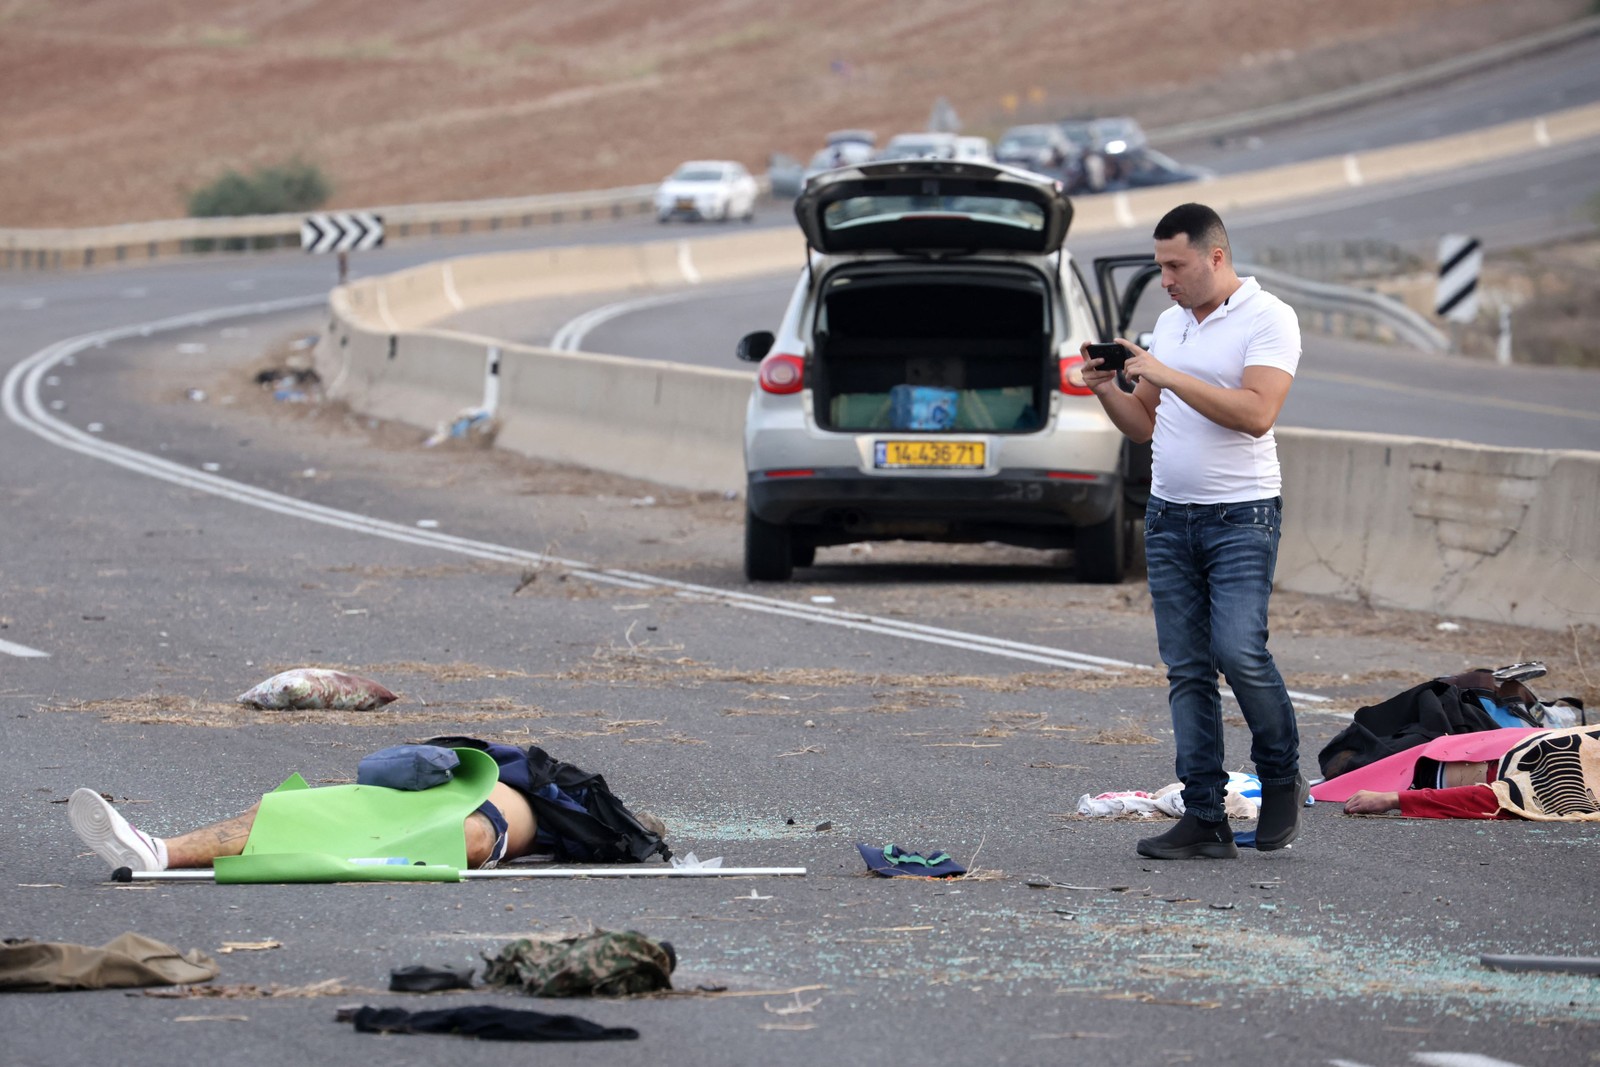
1243, 262, 1449, 353
0, 183, 663, 271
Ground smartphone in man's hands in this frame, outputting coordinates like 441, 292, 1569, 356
1085, 341, 1128, 371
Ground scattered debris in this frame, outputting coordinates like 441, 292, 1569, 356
1436, 621, 1463, 632
763, 992, 821, 1016
858, 844, 965, 878
236, 668, 399, 711
254, 365, 321, 405
1480, 954, 1600, 976
217, 940, 282, 954
423, 407, 496, 448
186, 388, 207, 402
810, 596, 836, 604
814, 821, 832, 832
86, 422, 104, 433
415, 519, 440, 529
628, 495, 657, 507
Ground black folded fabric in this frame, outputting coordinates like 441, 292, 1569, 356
388, 964, 475, 992
340, 1004, 639, 1041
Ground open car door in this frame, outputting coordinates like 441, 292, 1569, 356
1090, 254, 1161, 342
1088, 254, 1161, 515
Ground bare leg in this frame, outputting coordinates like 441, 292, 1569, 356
163, 803, 260, 868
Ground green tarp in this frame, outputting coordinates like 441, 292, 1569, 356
212, 747, 497, 884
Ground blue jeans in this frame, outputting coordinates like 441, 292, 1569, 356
1144, 495, 1299, 822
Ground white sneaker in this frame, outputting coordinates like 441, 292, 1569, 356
67, 788, 166, 871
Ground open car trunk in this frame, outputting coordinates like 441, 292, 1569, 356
810, 266, 1052, 434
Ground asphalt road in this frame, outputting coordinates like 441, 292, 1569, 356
1164, 31, 1600, 172
3, 34, 1598, 1067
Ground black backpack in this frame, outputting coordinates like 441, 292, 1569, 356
426, 736, 671, 864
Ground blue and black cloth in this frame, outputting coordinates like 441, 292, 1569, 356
857, 843, 966, 878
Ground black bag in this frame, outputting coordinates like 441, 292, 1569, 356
1317, 664, 1580, 780
1317, 677, 1499, 780
426, 736, 671, 864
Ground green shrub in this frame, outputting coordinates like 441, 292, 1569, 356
188, 157, 331, 217
187, 158, 332, 250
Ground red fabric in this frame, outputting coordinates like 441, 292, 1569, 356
1397, 784, 1509, 820
1311, 727, 1543, 803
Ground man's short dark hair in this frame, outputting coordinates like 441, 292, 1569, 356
1153, 203, 1230, 260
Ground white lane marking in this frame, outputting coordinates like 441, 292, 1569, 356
677, 239, 701, 284
0, 638, 50, 658
550, 278, 782, 353
1, 299, 1282, 684
442, 262, 465, 311
550, 290, 690, 352
1328, 1060, 1375, 1067
1413, 1054, 1527, 1067
1533, 117, 1550, 147
1343, 153, 1364, 186
1113, 193, 1135, 228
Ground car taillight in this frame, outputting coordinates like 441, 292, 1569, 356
1059, 354, 1095, 396
758, 352, 805, 395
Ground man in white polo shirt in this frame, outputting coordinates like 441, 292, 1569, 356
1081, 202, 1308, 860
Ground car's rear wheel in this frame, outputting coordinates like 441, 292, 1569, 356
1073, 493, 1126, 584
745, 508, 794, 581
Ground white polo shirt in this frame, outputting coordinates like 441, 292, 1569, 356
1147, 276, 1300, 504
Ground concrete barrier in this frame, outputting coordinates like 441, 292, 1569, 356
1275, 430, 1600, 629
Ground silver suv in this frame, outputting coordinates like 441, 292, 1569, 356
735, 160, 1158, 582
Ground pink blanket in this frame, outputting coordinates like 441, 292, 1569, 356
1311, 727, 1544, 802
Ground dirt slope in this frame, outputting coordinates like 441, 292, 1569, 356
0, 0, 1586, 227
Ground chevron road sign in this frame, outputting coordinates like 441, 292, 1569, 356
300, 212, 385, 254
1434, 233, 1481, 324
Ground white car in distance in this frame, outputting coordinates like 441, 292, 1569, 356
655, 160, 759, 223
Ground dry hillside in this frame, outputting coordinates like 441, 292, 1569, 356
0, 0, 1587, 227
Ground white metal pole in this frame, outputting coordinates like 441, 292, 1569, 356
118, 866, 807, 882
1496, 302, 1512, 366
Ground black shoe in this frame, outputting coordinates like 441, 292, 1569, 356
1136, 811, 1238, 860
1256, 774, 1310, 851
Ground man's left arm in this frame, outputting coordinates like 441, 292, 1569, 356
1138, 364, 1293, 439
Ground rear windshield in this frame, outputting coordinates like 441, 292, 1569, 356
672, 167, 726, 182
824, 195, 1047, 234
883, 140, 952, 158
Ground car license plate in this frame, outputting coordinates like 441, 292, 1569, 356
874, 440, 986, 470
675, 198, 695, 210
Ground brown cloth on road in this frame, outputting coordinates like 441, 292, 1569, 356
0, 932, 219, 991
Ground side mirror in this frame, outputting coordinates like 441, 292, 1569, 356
736, 331, 775, 363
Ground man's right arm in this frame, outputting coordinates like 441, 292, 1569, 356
1079, 343, 1159, 442
1094, 377, 1158, 443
